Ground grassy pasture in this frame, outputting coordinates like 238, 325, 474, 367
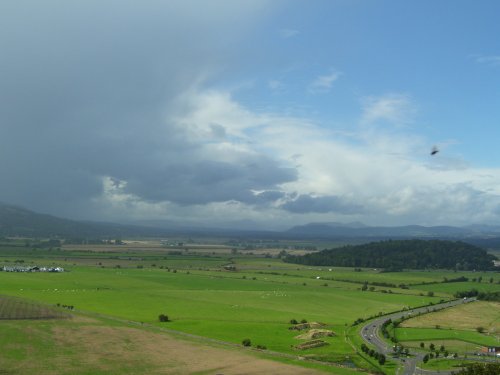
0, 294, 70, 320
400, 301, 500, 334
419, 359, 480, 371
0, 262, 438, 375
403, 339, 484, 354
395, 327, 499, 346
234, 262, 499, 287
0, 315, 334, 375
1, 242, 498, 374
413, 281, 500, 296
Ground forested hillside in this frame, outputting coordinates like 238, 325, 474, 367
284, 239, 498, 271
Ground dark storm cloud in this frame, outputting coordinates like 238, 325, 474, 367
121, 159, 296, 205
281, 194, 363, 214
0, 1, 294, 219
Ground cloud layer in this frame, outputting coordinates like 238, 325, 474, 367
2, 1, 500, 229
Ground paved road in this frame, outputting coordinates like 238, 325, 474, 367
360, 298, 476, 375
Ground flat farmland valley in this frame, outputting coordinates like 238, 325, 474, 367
1, 238, 499, 375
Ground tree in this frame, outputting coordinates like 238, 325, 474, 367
290, 318, 298, 325
158, 314, 169, 322
422, 354, 429, 363
378, 354, 386, 365
429, 343, 435, 351
476, 326, 485, 333
454, 363, 500, 375
242, 338, 251, 347
420, 342, 425, 349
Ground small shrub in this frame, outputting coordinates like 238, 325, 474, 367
378, 354, 386, 365
242, 338, 251, 347
290, 319, 298, 325
158, 314, 169, 322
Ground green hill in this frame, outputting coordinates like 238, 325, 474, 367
284, 239, 498, 271
0, 203, 167, 238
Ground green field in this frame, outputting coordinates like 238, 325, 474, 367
413, 281, 500, 295
1, 242, 499, 374
395, 327, 499, 346
420, 359, 482, 371
0, 266, 437, 353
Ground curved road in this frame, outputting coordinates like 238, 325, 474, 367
360, 298, 476, 375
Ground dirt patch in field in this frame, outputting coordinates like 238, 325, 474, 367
50, 325, 326, 374
294, 340, 329, 350
289, 322, 326, 331
295, 329, 335, 340
67, 315, 99, 324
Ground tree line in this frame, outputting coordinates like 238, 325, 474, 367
454, 289, 500, 302
284, 239, 497, 271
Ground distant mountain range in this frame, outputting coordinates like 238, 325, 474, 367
0, 203, 170, 238
2, 203, 500, 247
285, 222, 500, 238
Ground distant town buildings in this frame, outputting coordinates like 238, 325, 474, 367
1, 265, 65, 272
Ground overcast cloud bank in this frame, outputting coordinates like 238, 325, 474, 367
1, 1, 500, 229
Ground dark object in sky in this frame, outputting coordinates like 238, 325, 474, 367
431, 146, 439, 155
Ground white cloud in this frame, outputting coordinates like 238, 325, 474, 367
308, 71, 342, 93
165, 88, 500, 227
49, 84, 500, 227
474, 55, 500, 66
361, 93, 417, 126
278, 28, 299, 38
268, 79, 284, 91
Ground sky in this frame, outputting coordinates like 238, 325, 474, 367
1, 0, 500, 230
